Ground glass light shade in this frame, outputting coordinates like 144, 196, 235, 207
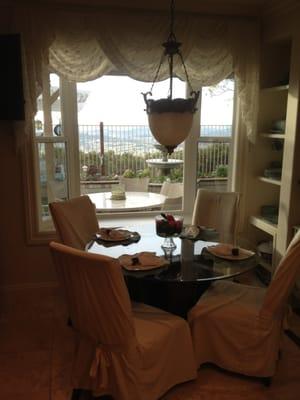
148, 111, 193, 153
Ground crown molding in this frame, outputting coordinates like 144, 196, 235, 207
6, 0, 263, 18
263, 0, 300, 18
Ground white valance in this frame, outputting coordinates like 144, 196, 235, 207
15, 6, 259, 144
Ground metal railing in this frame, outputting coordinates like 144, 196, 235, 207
78, 123, 231, 181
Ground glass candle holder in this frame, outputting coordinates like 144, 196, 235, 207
155, 214, 183, 258
111, 184, 126, 200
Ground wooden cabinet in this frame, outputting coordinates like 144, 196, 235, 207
243, 38, 300, 275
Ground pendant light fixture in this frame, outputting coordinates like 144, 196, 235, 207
142, 0, 199, 154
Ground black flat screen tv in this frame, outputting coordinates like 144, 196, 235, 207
0, 34, 25, 121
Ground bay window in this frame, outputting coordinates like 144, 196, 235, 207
18, 7, 258, 241
33, 69, 235, 235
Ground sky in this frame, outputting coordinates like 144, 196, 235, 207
36, 75, 234, 127
76, 76, 234, 126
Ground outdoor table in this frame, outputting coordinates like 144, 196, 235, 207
88, 191, 166, 212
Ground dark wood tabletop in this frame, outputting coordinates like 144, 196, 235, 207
87, 223, 257, 283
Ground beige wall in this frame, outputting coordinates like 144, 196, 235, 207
0, 6, 56, 288
0, 124, 56, 287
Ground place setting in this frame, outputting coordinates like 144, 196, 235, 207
203, 243, 255, 261
119, 251, 169, 272
93, 227, 141, 247
180, 224, 220, 242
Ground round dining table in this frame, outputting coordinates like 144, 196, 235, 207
88, 191, 166, 212
87, 223, 258, 318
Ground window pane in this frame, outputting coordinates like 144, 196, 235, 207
35, 73, 62, 137
36, 141, 68, 231
77, 76, 185, 213
197, 79, 234, 192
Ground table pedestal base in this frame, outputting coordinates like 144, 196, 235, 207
126, 276, 211, 319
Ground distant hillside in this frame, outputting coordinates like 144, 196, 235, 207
78, 124, 232, 153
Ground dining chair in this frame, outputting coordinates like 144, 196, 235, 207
49, 195, 100, 250
188, 229, 300, 382
192, 188, 240, 244
160, 181, 183, 210
50, 241, 197, 400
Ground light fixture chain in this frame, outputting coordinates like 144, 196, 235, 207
142, 0, 200, 156
150, 52, 165, 94
168, 55, 173, 99
178, 52, 194, 93
170, 0, 175, 36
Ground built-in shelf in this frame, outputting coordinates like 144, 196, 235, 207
260, 84, 289, 92
258, 176, 281, 186
258, 259, 273, 273
260, 133, 286, 139
255, 264, 272, 286
293, 225, 300, 234
250, 215, 277, 236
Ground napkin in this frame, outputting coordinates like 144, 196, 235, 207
119, 252, 169, 270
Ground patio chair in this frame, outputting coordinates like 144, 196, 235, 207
188, 230, 300, 382
119, 176, 150, 192
192, 188, 240, 244
160, 181, 183, 210
48, 179, 68, 202
50, 241, 197, 400
49, 195, 99, 250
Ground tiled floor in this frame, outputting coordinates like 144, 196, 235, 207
0, 285, 70, 400
0, 283, 300, 400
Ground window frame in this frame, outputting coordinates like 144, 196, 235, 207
23, 71, 238, 244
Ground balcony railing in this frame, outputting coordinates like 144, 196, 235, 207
79, 123, 231, 182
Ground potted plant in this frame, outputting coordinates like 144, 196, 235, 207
119, 169, 150, 192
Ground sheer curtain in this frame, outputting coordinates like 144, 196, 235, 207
15, 6, 260, 145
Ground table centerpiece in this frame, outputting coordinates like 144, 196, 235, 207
155, 213, 183, 257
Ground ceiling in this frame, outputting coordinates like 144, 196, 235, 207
9, 0, 295, 18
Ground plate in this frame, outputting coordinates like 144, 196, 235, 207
122, 263, 166, 271
96, 229, 132, 242
119, 253, 169, 271
206, 244, 255, 260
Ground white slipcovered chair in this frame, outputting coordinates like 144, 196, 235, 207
188, 230, 300, 381
49, 195, 99, 250
50, 241, 197, 400
160, 181, 183, 210
192, 188, 240, 244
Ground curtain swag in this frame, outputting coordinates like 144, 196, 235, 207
15, 7, 259, 146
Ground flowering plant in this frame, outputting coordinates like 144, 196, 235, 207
155, 213, 183, 237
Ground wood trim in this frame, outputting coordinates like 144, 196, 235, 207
21, 124, 58, 245
263, 0, 299, 18
10, 1, 262, 19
